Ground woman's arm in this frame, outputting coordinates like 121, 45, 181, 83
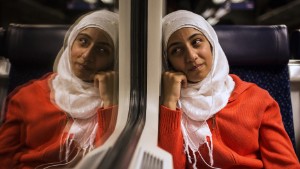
0, 97, 23, 168
95, 105, 118, 146
158, 105, 186, 169
259, 98, 300, 168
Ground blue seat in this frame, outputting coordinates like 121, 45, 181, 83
5, 24, 69, 93
214, 25, 296, 149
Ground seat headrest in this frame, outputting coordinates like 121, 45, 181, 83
290, 29, 300, 59
6, 24, 69, 68
214, 25, 289, 66
0, 27, 5, 56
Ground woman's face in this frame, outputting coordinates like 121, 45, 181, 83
70, 27, 114, 82
167, 27, 213, 83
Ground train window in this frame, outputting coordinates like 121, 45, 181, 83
1, 0, 300, 168
0, 1, 120, 169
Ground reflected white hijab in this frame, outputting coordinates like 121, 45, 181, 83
162, 10, 235, 168
51, 10, 118, 158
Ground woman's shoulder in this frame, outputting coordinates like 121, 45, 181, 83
229, 74, 272, 101
8, 72, 55, 98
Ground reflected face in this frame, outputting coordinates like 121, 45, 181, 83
167, 27, 213, 83
70, 28, 114, 82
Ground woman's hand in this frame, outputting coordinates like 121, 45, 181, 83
94, 71, 118, 108
162, 71, 187, 110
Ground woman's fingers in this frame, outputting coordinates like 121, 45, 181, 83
162, 71, 187, 109
94, 71, 118, 107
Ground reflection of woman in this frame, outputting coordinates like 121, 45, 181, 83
0, 10, 119, 168
158, 10, 299, 169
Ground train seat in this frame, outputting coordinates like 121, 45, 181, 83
214, 25, 296, 149
5, 24, 69, 93
290, 29, 300, 59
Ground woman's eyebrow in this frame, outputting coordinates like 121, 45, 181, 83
95, 41, 112, 47
167, 42, 181, 51
188, 33, 205, 41
167, 33, 205, 51
77, 32, 91, 38
77, 33, 112, 47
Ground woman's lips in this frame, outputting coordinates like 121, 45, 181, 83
188, 64, 203, 71
76, 63, 91, 71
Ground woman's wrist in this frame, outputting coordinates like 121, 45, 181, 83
162, 100, 177, 110
102, 96, 118, 108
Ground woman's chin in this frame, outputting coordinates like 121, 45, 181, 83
187, 79, 201, 83
75, 74, 94, 83
187, 75, 203, 83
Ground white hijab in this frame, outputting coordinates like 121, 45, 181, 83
51, 10, 118, 158
162, 10, 235, 168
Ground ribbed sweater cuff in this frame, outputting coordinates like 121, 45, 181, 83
98, 105, 118, 130
159, 105, 182, 134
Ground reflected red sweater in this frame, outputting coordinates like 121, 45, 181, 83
158, 74, 300, 169
0, 73, 117, 169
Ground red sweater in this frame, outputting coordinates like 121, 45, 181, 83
158, 74, 300, 169
0, 73, 117, 169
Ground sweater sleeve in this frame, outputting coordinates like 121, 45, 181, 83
0, 96, 24, 168
95, 105, 118, 146
259, 98, 300, 168
158, 105, 186, 169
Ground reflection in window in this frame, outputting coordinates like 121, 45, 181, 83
0, 7, 119, 169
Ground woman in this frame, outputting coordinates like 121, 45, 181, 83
0, 10, 118, 168
158, 10, 300, 169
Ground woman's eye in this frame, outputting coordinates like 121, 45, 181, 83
97, 48, 105, 53
78, 38, 89, 46
192, 39, 201, 46
171, 48, 182, 55
74, 34, 90, 47
96, 47, 110, 55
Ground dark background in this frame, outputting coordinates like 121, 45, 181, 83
0, 0, 299, 32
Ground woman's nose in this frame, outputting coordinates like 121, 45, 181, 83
185, 46, 197, 62
81, 48, 93, 61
